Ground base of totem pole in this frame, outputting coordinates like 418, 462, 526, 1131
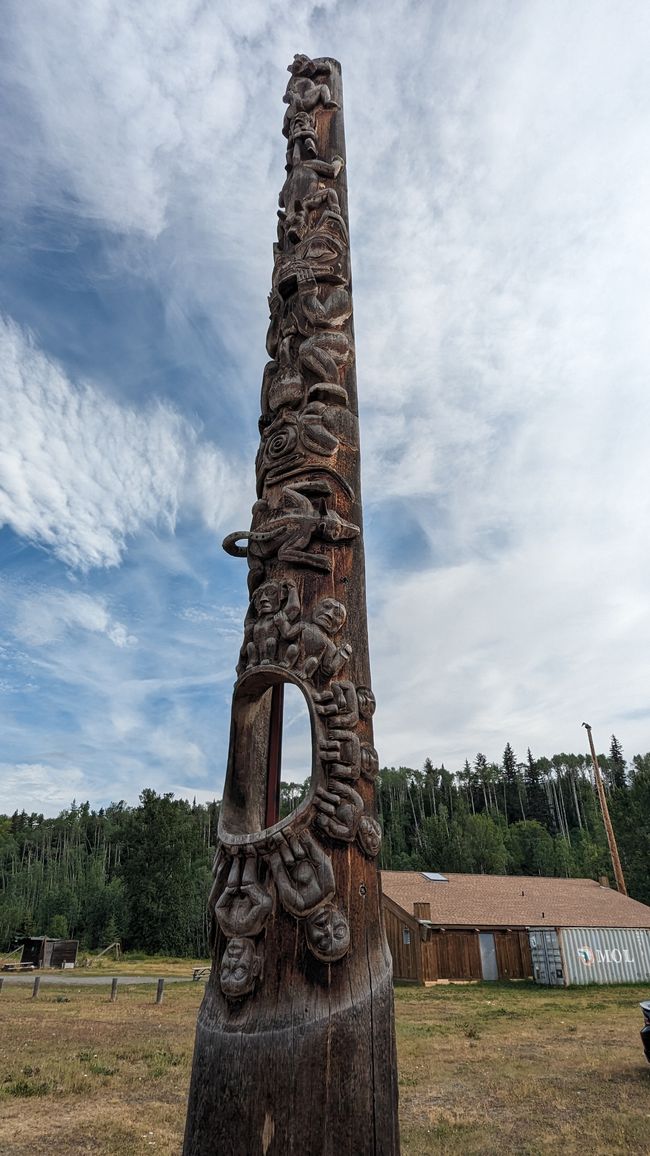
183, 954, 399, 1156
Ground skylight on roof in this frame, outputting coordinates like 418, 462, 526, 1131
421, 872, 448, 882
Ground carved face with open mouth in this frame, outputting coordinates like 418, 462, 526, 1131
312, 598, 347, 635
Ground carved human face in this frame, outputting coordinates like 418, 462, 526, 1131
312, 598, 346, 635
305, 904, 350, 962
356, 686, 376, 720
360, 744, 379, 781
254, 583, 281, 617
220, 937, 261, 998
357, 815, 382, 858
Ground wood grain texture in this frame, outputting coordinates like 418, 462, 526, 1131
183, 56, 400, 1155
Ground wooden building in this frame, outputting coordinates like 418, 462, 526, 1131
381, 871, 650, 984
17, 936, 78, 969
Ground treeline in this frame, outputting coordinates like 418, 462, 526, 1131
377, 739, 650, 906
1, 739, 648, 957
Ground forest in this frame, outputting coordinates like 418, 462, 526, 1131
1, 737, 648, 958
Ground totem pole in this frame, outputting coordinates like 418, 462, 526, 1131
183, 56, 400, 1156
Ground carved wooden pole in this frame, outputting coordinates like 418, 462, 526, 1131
183, 55, 400, 1156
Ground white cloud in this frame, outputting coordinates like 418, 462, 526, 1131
12, 589, 137, 648
0, 763, 86, 814
0, 315, 238, 567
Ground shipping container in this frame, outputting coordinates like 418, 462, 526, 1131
559, 927, 650, 986
530, 926, 650, 986
529, 928, 564, 986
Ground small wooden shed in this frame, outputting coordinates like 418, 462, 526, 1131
17, 936, 79, 969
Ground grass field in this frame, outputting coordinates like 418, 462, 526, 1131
0, 977, 648, 1154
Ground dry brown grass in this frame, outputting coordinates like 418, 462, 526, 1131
395, 981, 650, 1155
0, 978, 648, 1154
74, 953, 211, 977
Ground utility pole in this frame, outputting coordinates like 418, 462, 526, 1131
582, 722, 627, 895
183, 55, 400, 1155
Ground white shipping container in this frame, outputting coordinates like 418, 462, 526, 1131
559, 927, 650, 986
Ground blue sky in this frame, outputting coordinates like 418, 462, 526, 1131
2, 0, 650, 814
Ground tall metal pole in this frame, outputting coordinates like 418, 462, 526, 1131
184, 55, 400, 1155
582, 722, 627, 895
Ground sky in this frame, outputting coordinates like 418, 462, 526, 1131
2, 0, 650, 815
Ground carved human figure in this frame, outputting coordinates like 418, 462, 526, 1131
223, 483, 360, 592
265, 828, 335, 917
287, 598, 352, 680
304, 903, 350, 963
278, 155, 344, 246
314, 782, 363, 841
220, 936, 263, 999
263, 288, 351, 415
214, 854, 273, 939
238, 579, 301, 672
357, 814, 382, 859
282, 55, 338, 163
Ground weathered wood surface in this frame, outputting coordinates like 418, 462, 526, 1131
183, 56, 399, 1156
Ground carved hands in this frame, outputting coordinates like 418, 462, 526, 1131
265, 828, 335, 916
315, 782, 363, 841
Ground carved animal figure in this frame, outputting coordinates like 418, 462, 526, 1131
255, 402, 339, 492
222, 482, 360, 592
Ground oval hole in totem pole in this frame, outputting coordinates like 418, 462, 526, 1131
219, 667, 325, 847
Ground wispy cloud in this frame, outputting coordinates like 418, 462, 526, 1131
0, 316, 238, 567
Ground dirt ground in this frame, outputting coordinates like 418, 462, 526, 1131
0, 977, 648, 1154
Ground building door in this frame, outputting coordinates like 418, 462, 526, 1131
529, 929, 564, 985
479, 933, 498, 980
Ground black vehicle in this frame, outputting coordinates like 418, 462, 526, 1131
641, 1001, 650, 1063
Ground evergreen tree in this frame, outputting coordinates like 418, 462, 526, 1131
609, 734, 627, 791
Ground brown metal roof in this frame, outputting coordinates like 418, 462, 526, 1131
380, 871, 650, 929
